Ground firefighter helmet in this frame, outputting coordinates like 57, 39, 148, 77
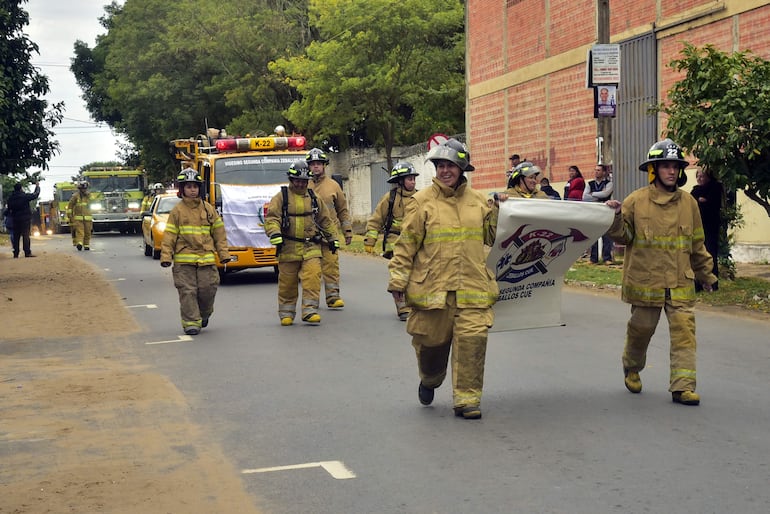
509, 161, 541, 181
77, 180, 89, 189
305, 147, 329, 164
152, 182, 165, 192
426, 138, 475, 172
287, 160, 313, 181
176, 168, 203, 185
387, 162, 419, 183
638, 138, 689, 186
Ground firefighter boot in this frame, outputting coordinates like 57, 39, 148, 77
672, 390, 700, 406
302, 313, 321, 324
454, 405, 482, 420
202, 317, 209, 328
624, 370, 642, 394
327, 298, 345, 309
77, 244, 83, 251
418, 382, 434, 406
280, 317, 294, 326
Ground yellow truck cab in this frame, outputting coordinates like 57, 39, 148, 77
170, 126, 307, 279
51, 182, 76, 234
82, 167, 147, 234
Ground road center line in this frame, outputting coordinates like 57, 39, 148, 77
242, 460, 356, 480
127, 304, 158, 309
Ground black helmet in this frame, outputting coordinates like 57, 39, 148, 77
176, 168, 203, 185
287, 160, 313, 180
305, 147, 329, 164
638, 138, 689, 186
387, 162, 419, 183
426, 138, 475, 172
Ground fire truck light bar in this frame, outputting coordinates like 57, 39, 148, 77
215, 136, 306, 152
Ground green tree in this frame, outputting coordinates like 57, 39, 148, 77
70, 0, 309, 182
0, 0, 64, 176
270, 0, 466, 168
661, 43, 770, 218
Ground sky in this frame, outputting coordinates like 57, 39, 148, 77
25, 0, 125, 201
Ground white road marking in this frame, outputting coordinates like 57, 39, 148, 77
106, 278, 126, 282
145, 335, 194, 345
127, 304, 158, 309
242, 460, 356, 480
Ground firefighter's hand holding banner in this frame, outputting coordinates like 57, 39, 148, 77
487, 197, 615, 332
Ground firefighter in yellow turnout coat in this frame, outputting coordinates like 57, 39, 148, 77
160, 169, 231, 336
67, 180, 93, 250
364, 162, 419, 321
306, 148, 353, 309
605, 139, 716, 406
265, 161, 338, 326
388, 139, 500, 420
504, 161, 549, 199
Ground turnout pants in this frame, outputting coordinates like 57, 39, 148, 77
278, 258, 322, 321
622, 296, 697, 392
172, 264, 220, 331
72, 219, 92, 247
320, 244, 341, 304
406, 292, 493, 408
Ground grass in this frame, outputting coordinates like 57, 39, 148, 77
565, 259, 770, 315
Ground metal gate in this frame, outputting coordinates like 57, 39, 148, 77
370, 161, 390, 211
614, 32, 658, 200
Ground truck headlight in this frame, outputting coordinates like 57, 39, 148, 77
128, 202, 140, 209
90, 203, 103, 211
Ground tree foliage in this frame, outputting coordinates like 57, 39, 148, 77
661, 43, 770, 218
0, 0, 63, 176
70, 0, 310, 183
269, 0, 465, 168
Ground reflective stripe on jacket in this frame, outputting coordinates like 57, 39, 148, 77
607, 184, 716, 306
364, 186, 417, 252
388, 177, 499, 309
67, 191, 93, 221
310, 175, 352, 237
160, 197, 230, 266
264, 184, 335, 262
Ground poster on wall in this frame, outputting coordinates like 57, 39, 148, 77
595, 85, 617, 118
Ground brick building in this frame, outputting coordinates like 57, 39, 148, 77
466, 0, 770, 260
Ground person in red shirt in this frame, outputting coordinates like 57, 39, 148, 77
564, 165, 586, 201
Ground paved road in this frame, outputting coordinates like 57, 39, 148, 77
66, 233, 770, 513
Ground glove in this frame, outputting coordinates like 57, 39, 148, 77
364, 245, 374, 254
220, 257, 234, 264
269, 235, 283, 246
345, 235, 353, 245
160, 261, 171, 268
330, 240, 339, 254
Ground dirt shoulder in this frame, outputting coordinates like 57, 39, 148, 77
0, 249, 262, 513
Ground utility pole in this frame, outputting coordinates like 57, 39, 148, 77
597, 0, 612, 166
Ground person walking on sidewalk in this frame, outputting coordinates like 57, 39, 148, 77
6, 181, 40, 258
605, 138, 717, 406
388, 138, 500, 420
160, 169, 231, 336
306, 148, 353, 309
67, 180, 93, 251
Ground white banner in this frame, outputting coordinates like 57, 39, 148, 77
487, 198, 615, 332
219, 184, 282, 247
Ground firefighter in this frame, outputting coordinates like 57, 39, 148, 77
67, 180, 93, 251
306, 148, 353, 309
160, 168, 231, 336
141, 183, 166, 212
364, 161, 419, 321
387, 138, 500, 420
504, 161, 549, 199
605, 138, 717, 406
264, 160, 338, 326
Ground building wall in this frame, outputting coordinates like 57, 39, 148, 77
466, 0, 770, 261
